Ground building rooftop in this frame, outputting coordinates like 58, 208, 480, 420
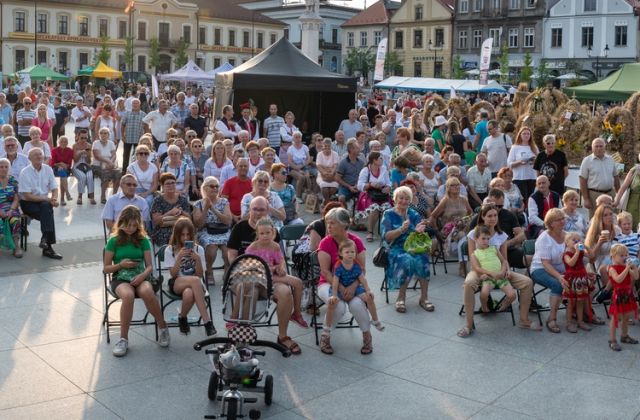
341, 0, 400, 27
194, 0, 286, 25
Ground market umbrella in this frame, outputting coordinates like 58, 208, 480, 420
14, 64, 69, 81
77, 65, 95, 76
91, 61, 123, 79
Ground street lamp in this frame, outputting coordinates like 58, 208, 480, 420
124, 0, 136, 82
587, 43, 609, 80
428, 39, 443, 78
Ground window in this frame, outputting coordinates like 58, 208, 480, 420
214, 28, 221, 45
332, 28, 338, 43
229, 30, 236, 46
509, 0, 520, 9
581, 26, 593, 47
460, 0, 469, 13
118, 54, 125, 71
526, 0, 535, 7
15, 12, 26, 32
196, 58, 203, 68
347, 32, 354, 47
508, 28, 518, 48
415, 5, 423, 20
183, 26, 191, 44
270, 33, 276, 45
524, 27, 534, 47
228, 58, 235, 66
414, 61, 422, 77
199, 27, 206, 45
584, 0, 596, 12
79, 17, 89, 36
458, 30, 468, 49
395, 31, 403, 49
37, 13, 47, 33
58, 51, 68, 70
137, 55, 146, 72
211, 57, 219, 68
435, 61, 443, 78
615, 25, 627, 47
492, 0, 501, 9
360, 31, 368, 47
37, 51, 47, 66
15, 50, 26, 72
79, 52, 89, 68
137, 21, 146, 40
243, 31, 250, 48
413, 29, 423, 48
284, 28, 289, 40
99, 18, 108, 37
58, 15, 68, 35
374, 31, 382, 45
473, 29, 482, 48
435, 28, 444, 47
257, 32, 264, 49
489, 28, 500, 47
159, 23, 170, 47
118, 21, 127, 39
551, 28, 562, 48
474, 0, 483, 12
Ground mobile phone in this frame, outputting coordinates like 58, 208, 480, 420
185, 241, 194, 250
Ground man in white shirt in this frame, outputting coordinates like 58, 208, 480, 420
18, 148, 62, 259
214, 105, 241, 140
481, 120, 512, 177
142, 99, 177, 151
184, 87, 196, 106
71, 96, 92, 137
466, 153, 491, 208
579, 137, 620, 216
338, 109, 363, 140
382, 109, 398, 149
332, 130, 347, 157
3, 136, 28, 176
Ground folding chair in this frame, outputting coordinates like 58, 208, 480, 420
155, 244, 214, 329
377, 232, 420, 304
19, 215, 30, 251
457, 241, 515, 325
589, 260, 610, 319
279, 224, 308, 274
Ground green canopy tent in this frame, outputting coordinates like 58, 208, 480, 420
12, 64, 69, 81
77, 65, 95, 76
564, 62, 640, 101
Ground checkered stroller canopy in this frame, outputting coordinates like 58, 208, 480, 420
222, 254, 273, 325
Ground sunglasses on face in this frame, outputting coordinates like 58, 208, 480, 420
251, 207, 267, 212
137, 152, 149, 156
123, 183, 137, 187
207, 184, 219, 189
192, 144, 203, 148
257, 179, 269, 185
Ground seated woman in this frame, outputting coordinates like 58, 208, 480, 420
497, 167, 524, 219
317, 207, 373, 354
381, 186, 433, 314
356, 151, 392, 242
50, 136, 73, 206
193, 176, 232, 285
316, 137, 340, 204
163, 217, 216, 336
390, 155, 410, 189
127, 145, 159, 207
528, 175, 561, 238
160, 145, 191, 196
563, 190, 589, 238
287, 131, 315, 203
103, 205, 170, 357
92, 127, 121, 204
370, 134, 392, 167
246, 141, 264, 176
270, 163, 303, 226
0, 157, 22, 257
203, 139, 232, 181
150, 173, 191, 248
436, 166, 468, 202
257, 146, 277, 174
23, 126, 52, 161
240, 170, 286, 230
402, 178, 430, 219
72, 130, 95, 205
189, 137, 208, 200
417, 153, 440, 209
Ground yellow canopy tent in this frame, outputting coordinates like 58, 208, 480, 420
92, 61, 123, 78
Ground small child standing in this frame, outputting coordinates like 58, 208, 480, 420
50, 136, 73, 205
614, 211, 639, 266
562, 232, 593, 332
607, 243, 639, 351
470, 225, 516, 313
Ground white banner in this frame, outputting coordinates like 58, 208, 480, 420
373, 37, 387, 82
151, 74, 159, 100
479, 38, 493, 86
18, 73, 31, 91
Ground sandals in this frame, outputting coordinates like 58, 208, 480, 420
290, 312, 309, 329
320, 333, 334, 355
609, 340, 622, 351
277, 335, 301, 355
589, 316, 606, 326
205, 272, 215, 286
517, 321, 542, 331
457, 326, 474, 338
12, 248, 23, 259
361, 331, 372, 355
419, 300, 435, 312
366, 232, 374, 242
372, 320, 385, 331
546, 320, 561, 334
566, 322, 578, 333
621, 335, 639, 344
577, 322, 592, 331
395, 300, 406, 313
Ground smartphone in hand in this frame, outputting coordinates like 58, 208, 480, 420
184, 241, 194, 250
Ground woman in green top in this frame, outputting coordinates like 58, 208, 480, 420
103, 205, 170, 357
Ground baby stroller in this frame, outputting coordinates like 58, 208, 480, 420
194, 254, 291, 420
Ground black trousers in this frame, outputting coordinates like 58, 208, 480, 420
51, 124, 64, 148
122, 143, 136, 172
17, 135, 30, 147
20, 200, 56, 245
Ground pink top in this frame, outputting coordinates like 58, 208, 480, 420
318, 232, 366, 285
32, 117, 52, 140
245, 246, 283, 269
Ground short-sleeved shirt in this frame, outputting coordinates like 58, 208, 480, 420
102, 192, 150, 223
120, 110, 146, 144
16, 109, 36, 136
533, 150, 568, 195
142, 110, 177, 143
92, 140, 117, 169
338, 119, 363, 140
184, 115, 206, 139
481, 134, 512, 173
615, 232, 640, 258
334, 260, 363, 288
336, 155, 365, 186
53, 105, 68, 127
579, 153, 617, 191
474, 246, 502, 272
467, 229, 508, 249
220, 176, 253, 216
227, 220, 281, 256
530, 230, 566, 273
466, 165, 491, 194
263, 116, 285, 148
105, 235, 151, 265
318, 232, 366, 285
469, 209, 519, 241
70, 106, 91, 129
162, 244, 206, 275
474, 120, 489, 151
18, 164, 56, 198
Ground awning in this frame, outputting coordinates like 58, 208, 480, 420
374, 77, 506, 93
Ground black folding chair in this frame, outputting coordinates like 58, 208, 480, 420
279, 224, 308, 274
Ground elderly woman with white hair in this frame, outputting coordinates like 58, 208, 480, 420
287, 130, 314, 202
92, 127, 121, 203
240, 170, 286, 229
316, 137, 340, 203
381, 186, 433, 313
23, 126, 52, 161
160, 144, 191, 196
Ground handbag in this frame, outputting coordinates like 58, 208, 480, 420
403, 231, 432, 254
373, 246, 389, 267
206, 222, 229, 235
366, 166, 389, 204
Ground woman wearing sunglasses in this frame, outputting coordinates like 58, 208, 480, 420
127, 145, 159, 207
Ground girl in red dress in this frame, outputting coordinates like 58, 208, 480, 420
562, 232, 593, 332
607, 243, 639, 351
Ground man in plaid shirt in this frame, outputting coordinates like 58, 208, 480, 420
171, 92, 190, 134
120, 98, 146, 171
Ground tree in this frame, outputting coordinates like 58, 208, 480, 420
96, 36, 111, 64
124, 37, 134, 74
536, 59, 552, 87
384, 50, 403, 77
343, 47, 375, 78
174, 39, 190, 68
498, 41, 509, 84
451, 55, 465, 79
520, 52, 533, 84
149, 37, 160, 73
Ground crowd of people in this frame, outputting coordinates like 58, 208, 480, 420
0, 83, 639, 357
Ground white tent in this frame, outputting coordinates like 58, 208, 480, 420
375, 76, 506, 93
159, 60, 213, 83
206, 62, 234, 77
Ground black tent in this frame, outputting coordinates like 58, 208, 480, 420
214, 38, 357, 136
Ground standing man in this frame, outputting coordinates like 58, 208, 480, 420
215, 105, 241, 141
481, 120, 512, 178
120, 98, 146, 171
473, 111, 490, 152
70, 96, 92, 139
51, 96, 68, 148
184, 103, 206, 140
142, 99, 176, 151
338, 109, 363, 141
171, 92, 189, 135
0, 93, 13, 127
263, 104, 284, 154
381, 109, 398, 149
184, 87, 196, 106
16, 97, 36, 146
237, 103, 259, 141
18, 148, 62, 259
579, 137, 620, 216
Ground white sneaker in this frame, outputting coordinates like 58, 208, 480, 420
112, 338, 128, 357
158, 328, 170, 347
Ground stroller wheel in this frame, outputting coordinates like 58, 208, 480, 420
208, 371, 219, 401
264, 375, 273, 406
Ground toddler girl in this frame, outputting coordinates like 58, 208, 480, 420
562, 232, 593, 332
469, 225, 516, 313
50, 136, 73, 205
607, 243, 639, 351
244, 217, 308, 328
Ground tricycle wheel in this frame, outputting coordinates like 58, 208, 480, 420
264, 375, 273, 406
226, 397, 238, 420
208, 371, 219, 401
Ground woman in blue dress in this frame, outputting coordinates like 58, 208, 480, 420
381, 185, 432, 313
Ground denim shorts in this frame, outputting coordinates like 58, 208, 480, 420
338, 185, 358, 201
531, 268, 563, 296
